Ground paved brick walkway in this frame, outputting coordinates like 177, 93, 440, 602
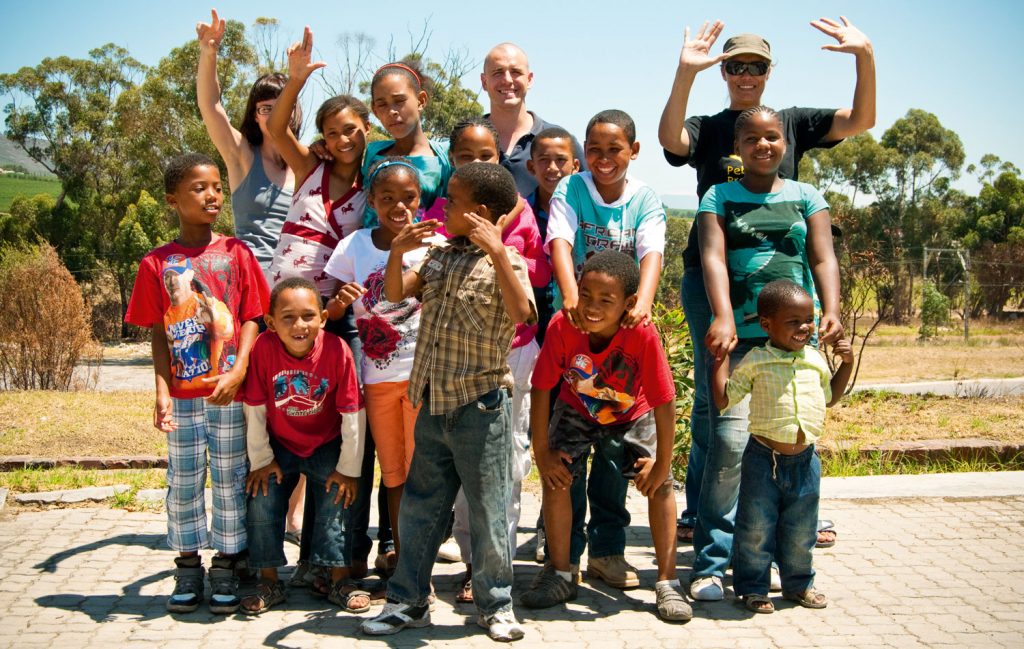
1, 481, 1023, 648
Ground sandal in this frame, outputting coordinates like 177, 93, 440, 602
816, 520, 837, 548
655, 582, 693, 622
241, 579, 286, 616
671, 520, 696, 540
455, 572, 474, 604
329, 579, 372, 613
742, 594, 775, 614
783, 588, 828, 609
361, 577, 388, 606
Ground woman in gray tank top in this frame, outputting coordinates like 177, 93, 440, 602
196, 10, 301, 278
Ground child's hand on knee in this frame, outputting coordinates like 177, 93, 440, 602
326, 472, 358, 508
536, 448, 573, 491
633, 458, 670, 498
246, 460, 283, 498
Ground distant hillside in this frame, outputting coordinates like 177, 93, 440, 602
667, 208, 696, 220
0, 136, 55, 178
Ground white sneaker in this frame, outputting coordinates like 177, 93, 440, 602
477, 609, 525, 642
437, 540, 463, 563
689, 575, 724, 601
361, 601, 431, 635
770, 565, 782, 592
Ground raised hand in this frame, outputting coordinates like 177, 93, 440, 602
810, 16, 872, 56
391, 212, 440, 255
196, 8, 226, 52
465, 211, 505, 257
333, 282, 367, 310
677, 20, 728, 73
287, 26, 327, 82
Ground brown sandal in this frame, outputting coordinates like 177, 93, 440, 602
742, 594, 774, 614
455, 572, 474, 603
783, 588, 828, 609
328, 579, 371, 613
241, 579, 286, 615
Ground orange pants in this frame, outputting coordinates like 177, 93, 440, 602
364, 380, 420, 487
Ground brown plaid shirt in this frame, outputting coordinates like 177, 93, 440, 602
408, 238, 537, 415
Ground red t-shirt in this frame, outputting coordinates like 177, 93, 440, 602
532, 311, 675, 425
124, 235, 269, 399
243, 329, 363, 459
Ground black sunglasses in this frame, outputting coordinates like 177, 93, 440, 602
723, 60, 770, 76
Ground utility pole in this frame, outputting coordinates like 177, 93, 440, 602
957, 248, 971, 342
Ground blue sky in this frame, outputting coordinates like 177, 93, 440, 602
2, 0, 1021, 206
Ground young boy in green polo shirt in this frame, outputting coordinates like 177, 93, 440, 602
711, 279, 853, 615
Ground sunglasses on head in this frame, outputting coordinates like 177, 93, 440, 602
723, 60, 770, 76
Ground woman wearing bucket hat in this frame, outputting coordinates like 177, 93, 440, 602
657, 17, 875, 602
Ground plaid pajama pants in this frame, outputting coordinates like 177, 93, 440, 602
166, 397, 248, 554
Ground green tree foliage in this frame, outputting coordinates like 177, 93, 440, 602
918, 280, 950, 339
112, 191, 175, 335
656, 215, 689, 309
0, 193, 55, 244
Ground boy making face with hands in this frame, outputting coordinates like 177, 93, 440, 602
363, 163, 535, 642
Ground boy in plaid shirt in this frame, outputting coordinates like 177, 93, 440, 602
711, 279, 852, 614
361, 163, 535, 642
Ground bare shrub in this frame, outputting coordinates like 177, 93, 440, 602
0, 242, 96, 390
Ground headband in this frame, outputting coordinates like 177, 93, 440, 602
374, 63, 422, 87
367, 160, 421, 187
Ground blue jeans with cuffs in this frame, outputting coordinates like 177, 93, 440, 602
386, 388, 515, 615
246, 436, 353, 569
732, 438, 820, 597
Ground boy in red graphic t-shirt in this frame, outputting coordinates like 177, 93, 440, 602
522, 250, 690, 623
124, 153, 269, 615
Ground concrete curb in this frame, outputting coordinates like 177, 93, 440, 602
3, 439, 1022, 473
0, 456, 167, 470
819, 438, 1024, 463
12, 484, 131, 505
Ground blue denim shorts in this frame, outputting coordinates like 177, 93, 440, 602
548, 400, 656, 480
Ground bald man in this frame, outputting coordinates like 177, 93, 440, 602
481, 43, 585, 196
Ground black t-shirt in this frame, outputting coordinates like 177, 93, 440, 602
664, 107, 839, 269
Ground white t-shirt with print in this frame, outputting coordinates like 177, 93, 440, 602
324, 229, 443, 384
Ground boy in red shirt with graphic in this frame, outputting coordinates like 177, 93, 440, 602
522, 250, 691, 623
124, 153, 269, 614
240, 277, 367, 614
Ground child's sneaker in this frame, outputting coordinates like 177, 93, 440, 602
477, 609, 525, 642
655, 581, 693, 622
361, 601, 431, 635
166, 556, 205, 613
586, 555, 640, 589
689, 575, 724, 601
208, 555, 241, 614
520, 564, 577, 609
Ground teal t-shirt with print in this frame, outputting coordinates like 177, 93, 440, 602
361, 139, 452, 228
698, 179, 829, 339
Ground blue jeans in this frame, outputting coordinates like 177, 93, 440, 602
680, 268, 713, 529
568, 426, 632, 563
246, 437, 353, 569
691, 337, 763, 580
387, 388, 514, 615
733, 439, 819, 596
